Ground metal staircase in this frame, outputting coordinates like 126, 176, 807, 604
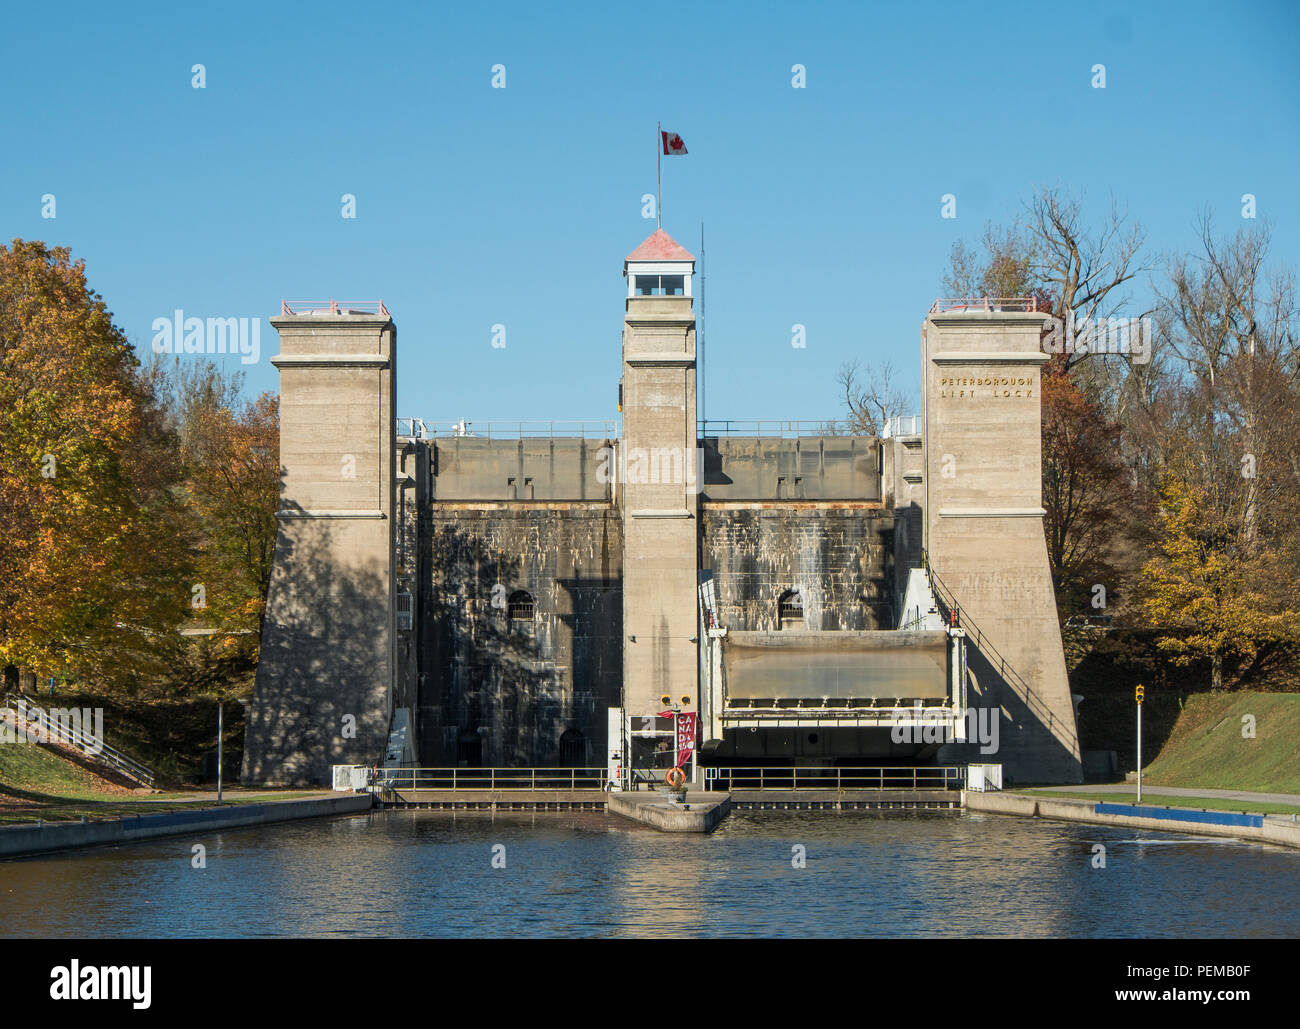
2, 694, 156, 788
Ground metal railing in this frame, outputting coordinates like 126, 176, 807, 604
2, 694, 155, 788
921, 551, 1072, 739
395, 419, 616, 440
702, 765, 965, 792
929, 297, 1040, 314
280, 299, 390, 317
884, 414, 923, 437
371, 767, 609, 791
698, 419, 839, 438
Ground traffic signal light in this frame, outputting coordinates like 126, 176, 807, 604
1136, 685, 1145, 704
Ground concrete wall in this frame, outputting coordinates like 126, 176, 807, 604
621, 293, 700, 717
701, 505, 896, 630
701, 437, 880, 501
432, 437, 614, 502
419, 504, 623, 767
243, 314, 396, 786
922, 311, 1082, 784
883, 431, 925, 599
393, 438, 424, 738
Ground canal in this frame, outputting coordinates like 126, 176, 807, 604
3, 810, 1298, 937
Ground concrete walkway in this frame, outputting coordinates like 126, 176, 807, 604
139, 789, 336, 803
967, 791, 1300, 850
1033, 784, 1300, 806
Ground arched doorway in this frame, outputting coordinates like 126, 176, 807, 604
559, 728, 586, 767
456, 729, 483, 767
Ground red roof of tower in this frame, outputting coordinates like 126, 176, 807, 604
625, 228, 695, 262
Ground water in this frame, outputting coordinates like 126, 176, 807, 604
3, 810, 1297, 937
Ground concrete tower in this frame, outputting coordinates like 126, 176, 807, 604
921, 304, 1082, 783
620, 229, 700, 722
242, 303, 397, 786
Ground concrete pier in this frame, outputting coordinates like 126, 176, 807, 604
608, 791, 731, 832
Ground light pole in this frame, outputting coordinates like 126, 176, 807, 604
1135, 684, 1144, 805
217, 702, 224, 806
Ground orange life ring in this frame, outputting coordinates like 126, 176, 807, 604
666, 767, 686, 789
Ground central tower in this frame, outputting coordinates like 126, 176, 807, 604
620, 228, 700, 724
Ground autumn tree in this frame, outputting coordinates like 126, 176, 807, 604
1040, 356, 1134, 620
0, 239, 191, 683
944, 221, 1047, 305
943, 188, 1146, 335
153, 358, 281, 646
1136, 219, 1300, 687
1142, 463, 1293, 690
1026, 188, 1147, 349
1154, 217, 1300, 543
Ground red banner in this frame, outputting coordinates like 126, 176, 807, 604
657, 710, 697, 770
675, 712, 697, 769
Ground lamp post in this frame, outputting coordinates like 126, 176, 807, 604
217, 702, 223, 806
1135, 685, 1144, 805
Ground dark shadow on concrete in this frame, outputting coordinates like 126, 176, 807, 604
242, 498, 391, 787
420, 513, 622, 768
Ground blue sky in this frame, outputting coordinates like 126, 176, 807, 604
3, 0, 1297, 424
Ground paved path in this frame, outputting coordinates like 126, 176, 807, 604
142, 790, 336, 803
1033, 784, 1300, 806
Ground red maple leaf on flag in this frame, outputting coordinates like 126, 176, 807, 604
661, 130, 688, 155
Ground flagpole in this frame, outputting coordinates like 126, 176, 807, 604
700, 221, 706, 421
656, 121, 662, 228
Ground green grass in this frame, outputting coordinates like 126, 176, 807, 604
1020, 789, 1300, 818
0, 738, 316, 825
0, 736, 126, 802
1142, 693, 1300, 794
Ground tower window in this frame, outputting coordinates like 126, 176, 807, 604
507, 590, 535, 623
778, 590, 803, 629
635, 274, 685, 296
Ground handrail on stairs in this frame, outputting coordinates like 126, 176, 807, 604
2, 693, 156, 787
919, 553, 1070, 736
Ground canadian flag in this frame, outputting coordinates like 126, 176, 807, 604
661, 131, 688, 156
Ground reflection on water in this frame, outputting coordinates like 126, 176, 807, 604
2, 810, 1297, 938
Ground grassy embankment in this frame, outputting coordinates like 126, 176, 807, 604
0, 741, 315, 824
1024, 692, 1300, 815
0, 686, 319, 824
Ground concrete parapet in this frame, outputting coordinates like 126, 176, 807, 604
0, 793, 373, 861
963, 790, 1300, 850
